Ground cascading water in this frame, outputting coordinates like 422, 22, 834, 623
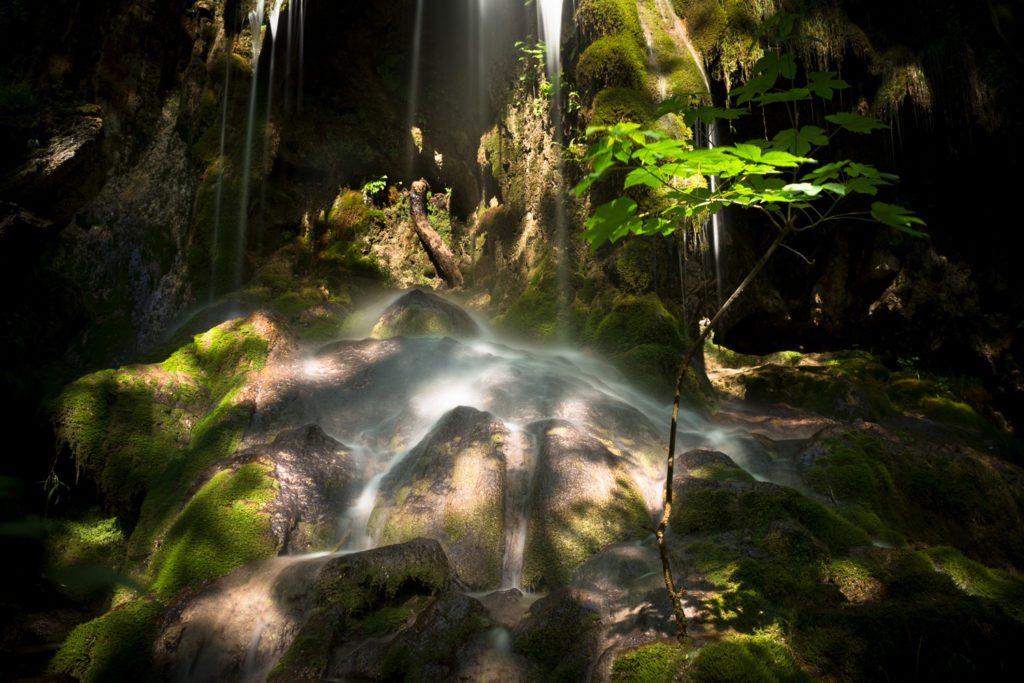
255, 0, 286, 248
656, 0, 727, 306
536, 0, 571, 338
210, 16, 233, 301
403, 0, 425, 180
213, 0, 306, 295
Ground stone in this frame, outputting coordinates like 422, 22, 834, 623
235, 424, 358, 553
371, 289, 479, 339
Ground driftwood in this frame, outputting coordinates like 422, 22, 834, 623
409, 179, 463, 288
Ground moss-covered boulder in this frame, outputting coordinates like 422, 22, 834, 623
233, 424, 359, 553
368, 406, 508, 589
576, 33, 648, 97
379, 592, 492, 682
371, 288, 480, 340
522, 420, 654, 589
513, 587, 603, 681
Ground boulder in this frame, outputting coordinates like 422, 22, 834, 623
235, 424, 358, 553
368, 406, 508, 588
372, 289, 479, 339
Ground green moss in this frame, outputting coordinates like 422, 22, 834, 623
690, 462, 756, 482
522, 474, 650, 589
592, 293, 684, 354
805, 435, 895, 509
670, 0, 763, 77
270, 291, 317, 318
514, 597, 601, 681
48, 598, 160, 682
611, 643, 690, 682
493, 265, 573, 342
577, 34, 647, 96
314, 544, 451, 615
925, 546, 1024, 622
691, 630, 810, 682
673, 483, 871, 553
149, 463, 277, 599
592, 87, 653, 126
920, 397, 997, 433
577, 0, 645, 47
267, 614, 333, 682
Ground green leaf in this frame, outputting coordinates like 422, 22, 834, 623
847, 176, 882, 195
808, 71, 849, 99
772, 126, 827, 156
731, 70, 778, 105
782, 182, 825, 196
756, 88, 811, 104
826, 112, 889, 134
871, 201, 928, 237
624, 167, 664, 189
686, 106, 746, 127
584, 197, 639, 249
780, 53, 798, 79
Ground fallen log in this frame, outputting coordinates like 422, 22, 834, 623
409, 178, 464, 288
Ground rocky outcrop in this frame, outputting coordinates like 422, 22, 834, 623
371, 288, 480, 339
235, 424, 359, 553
369, 406, 508, 588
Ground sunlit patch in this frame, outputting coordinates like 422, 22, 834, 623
302, 357, 325, 378
410, 374, 484, 420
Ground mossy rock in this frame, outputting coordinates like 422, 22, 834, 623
53, 316, 273, 524
671, 478, 871, 553
522, 421, 652, 589
576, 33, 647, 96
613, 343, 718, 415
148, 462, 278, 599
371, 289, 480, 340
924, 546, 1024, 622
611, 642, 691, 682
48, 598, 161, 682
690, 632, 810, 682
591, 293, 684, 354
367, 407, 505, 588
576, 0, 645, 47
513, 588, 602, 681
592, 87, 653, 126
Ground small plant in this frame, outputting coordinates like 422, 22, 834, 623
362, 175, 388, 207
897, 356, 920, 378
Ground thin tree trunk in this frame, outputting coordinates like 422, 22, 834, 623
409, 178, 464, 288
658, 225, 793, 642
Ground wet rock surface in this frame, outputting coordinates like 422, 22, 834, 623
234, 424, 358, 553
371, 288, 480, 339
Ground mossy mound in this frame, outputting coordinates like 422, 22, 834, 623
47, 598, 161, 682
513, 588, 602, 682
611, 642, 691, 682
269, 539, 453, 682
576, 34, 648, 96
53, 315, 273, 523
672, 478, 870, 554
149, 462, 278, 599
371, 289, 480, 340
690, 630, 809, 682
591, 87, 653, 126
576, 0, 646, 48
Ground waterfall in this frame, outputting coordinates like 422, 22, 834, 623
404, 0, 425, 180
537, 0, 570, 339
210, 30, 232, 300
218, 0, 306, 293
234, 0, 266, 291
